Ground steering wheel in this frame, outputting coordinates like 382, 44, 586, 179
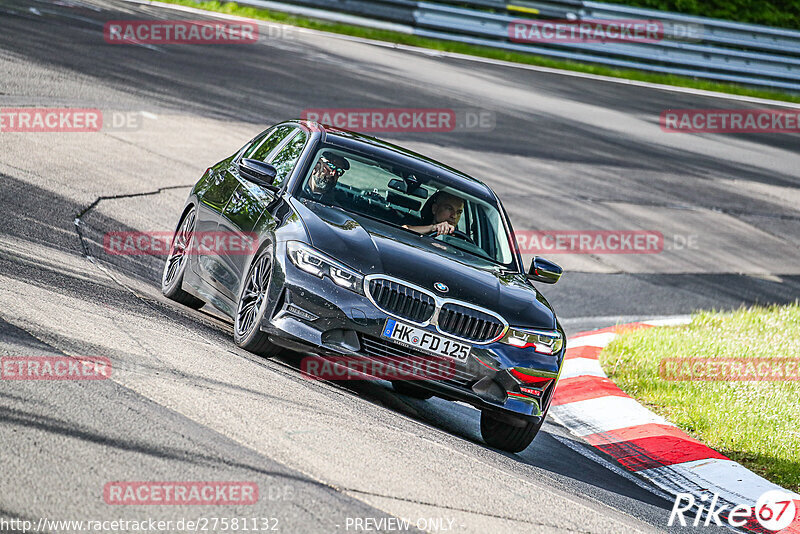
425, 228, 476, 245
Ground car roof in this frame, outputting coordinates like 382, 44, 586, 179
289, 120, 497, 202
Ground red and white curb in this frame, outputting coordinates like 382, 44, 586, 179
550, 318, 800, 533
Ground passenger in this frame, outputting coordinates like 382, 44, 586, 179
403, 191, 464, 236
305, 152, 349, 201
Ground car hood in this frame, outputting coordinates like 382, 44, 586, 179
290, 198, 557, 329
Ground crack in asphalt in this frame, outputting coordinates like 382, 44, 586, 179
75, 183, 192, 231
74, 183, 193, 258
70, 182, 236, 345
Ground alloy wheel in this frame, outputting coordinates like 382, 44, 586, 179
162, 208, 195, 288
236, 252, 272, 338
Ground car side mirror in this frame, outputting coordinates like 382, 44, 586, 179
239, 158, 278, 191
527, 257, 563, 284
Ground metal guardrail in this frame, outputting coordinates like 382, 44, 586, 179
241, 0, 800, 91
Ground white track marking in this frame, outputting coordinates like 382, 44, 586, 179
561, 358, 606, 379
567, 332, 618, 348
551, 396, 675, 437
640, 458, 800, 506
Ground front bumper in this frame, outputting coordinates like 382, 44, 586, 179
261, 243, 564, 422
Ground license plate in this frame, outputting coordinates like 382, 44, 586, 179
381, 318, 471, 361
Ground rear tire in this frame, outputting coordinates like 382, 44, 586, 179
161, 207, 205, 309
233, 248, 281, 357
392, 381, 434, 400
480, 410, 544, 453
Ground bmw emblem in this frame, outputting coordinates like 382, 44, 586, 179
434, 282, 449, 293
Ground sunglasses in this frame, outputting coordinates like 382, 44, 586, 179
319, 156, 345, 177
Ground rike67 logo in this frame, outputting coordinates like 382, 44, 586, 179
669, 490, 798, 531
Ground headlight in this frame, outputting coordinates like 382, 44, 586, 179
501, 328, 563, 355
286, 241, 364, 294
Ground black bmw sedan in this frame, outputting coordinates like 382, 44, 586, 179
162, 120, 566, 453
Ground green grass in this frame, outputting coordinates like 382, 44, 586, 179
156, 0, 800, 104
608, 0, 800, 31
599, 303, 800, 491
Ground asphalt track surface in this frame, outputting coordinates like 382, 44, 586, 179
1, 1, 799, 533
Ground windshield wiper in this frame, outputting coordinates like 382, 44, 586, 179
429, 237, 504, 266
339, 208, 410, 233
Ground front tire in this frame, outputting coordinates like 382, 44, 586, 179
161, 207, 204, 309
480, 410, 545, 453
233, 248, 280, 357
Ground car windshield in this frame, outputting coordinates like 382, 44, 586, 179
297, 146, 516, 268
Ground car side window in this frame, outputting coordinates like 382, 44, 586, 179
243, 125, 294, 162
269, 130, 308, 186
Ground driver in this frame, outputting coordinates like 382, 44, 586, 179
305, 152, 350, 201
403, 191, 464, 236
